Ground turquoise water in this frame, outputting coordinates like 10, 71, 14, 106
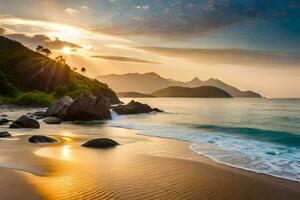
110, 98, 300, 182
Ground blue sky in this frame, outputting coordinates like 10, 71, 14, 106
0, 0, 299, 97
1, 0, 300, 51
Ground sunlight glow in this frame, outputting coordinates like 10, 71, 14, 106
61, 145, 72, 160
63, 46, 72, 55
0, 17, 132, 43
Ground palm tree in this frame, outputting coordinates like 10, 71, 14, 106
81, 67, 86, 73
41, 48, 51, 56
36, 45, 51, 57
55, 55, 66, 65
36, 45, 44, 52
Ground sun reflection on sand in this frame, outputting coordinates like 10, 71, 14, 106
61, 131, 73, 137
61, 145, 72, 160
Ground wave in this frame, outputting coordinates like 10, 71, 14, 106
192, 124, 300, 147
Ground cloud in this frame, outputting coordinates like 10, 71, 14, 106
93, 0, 267, 39
138, 47, 300, 67
0, 27, 6, 35
5, 33, 81, 50
0, 17, 130, 43
81, 6, 89, 10
65, 8, 78, 15
91, 55, 160, 64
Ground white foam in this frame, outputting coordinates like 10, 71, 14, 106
109, 119, 300, 182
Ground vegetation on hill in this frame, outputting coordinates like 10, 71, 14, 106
151, 86, 233, 98
0, 36, 120, 106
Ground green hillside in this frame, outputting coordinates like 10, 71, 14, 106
152, 86, 233, 98
0, 36, 120, 105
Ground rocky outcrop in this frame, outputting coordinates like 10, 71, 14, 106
0, 131, 11, 137
0, 118, 9, 125
10, 115, 40, 129
43, 117, 61, 124
82, 138, 119, 149
45, 94, 112, 121
28, 135, 58, 143
46, 96, 73, 118
62, 93, 111, 121
113, 100, 162, 115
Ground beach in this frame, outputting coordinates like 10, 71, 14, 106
0, 122, 300, 200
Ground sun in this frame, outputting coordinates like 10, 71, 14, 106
63, 46, 72, 55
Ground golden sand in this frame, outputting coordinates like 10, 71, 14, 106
0, 127, 299, 200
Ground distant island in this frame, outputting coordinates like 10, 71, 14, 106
152, 86, 233, 98
97, 72, 262, 98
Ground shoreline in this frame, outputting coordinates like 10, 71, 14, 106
0, 125, 299, 199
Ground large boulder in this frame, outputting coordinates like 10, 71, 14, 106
0, 117, 9, 125
113, 100, 162, 115
46, 96, 73, 118
10, 115, 40, 129
0, 131, 11, 138
82, 138, 119, 149
43, 117, 61, 124
62, 93, 111, 121
28, 135, 58, 143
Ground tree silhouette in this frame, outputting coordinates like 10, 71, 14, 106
36, 45, 44, 52
81, 67, 86, 73
41, 48, 51, 56
36, 45, 51, 57
73, 67, 77, 71
55, 55, 66, 65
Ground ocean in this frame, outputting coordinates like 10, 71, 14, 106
111, 98, 300, 182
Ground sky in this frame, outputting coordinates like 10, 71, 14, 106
0, 0, 299, 97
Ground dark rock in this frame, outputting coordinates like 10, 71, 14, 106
153, 108, 163, 112
0, 131, 11, 137
28, 135, 58, 143
43, 117, 61, 124
46, 96, 73, 118
10, 115, 40, 129
9, 123, 21, 129
33, 111, 48, 117
63, 93, 111, 121
113, 100, 162, 115
34, 116, 45, 120
82, 138, 119, 149
0, 118, 9, 125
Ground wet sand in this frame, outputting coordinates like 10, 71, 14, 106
0, 125, 299, 200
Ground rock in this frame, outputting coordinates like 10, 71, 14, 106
33, 111, 48, 117
9, 123, 21, 128
63, 93, 111, 121
0, 131, 11, 137
10, 115, 40, 129
28, 135, 58, 143
0, 118, 9, 125
46, 96, 73, 118
113, 100, 163, 115
43, 117, 61, 124
153, 108, 163, 112
82, 138, 119, 149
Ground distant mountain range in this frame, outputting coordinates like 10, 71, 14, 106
97, 72, 262, 98
152, 86, 232, 98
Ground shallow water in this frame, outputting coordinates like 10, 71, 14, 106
110, 98, 300, 182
